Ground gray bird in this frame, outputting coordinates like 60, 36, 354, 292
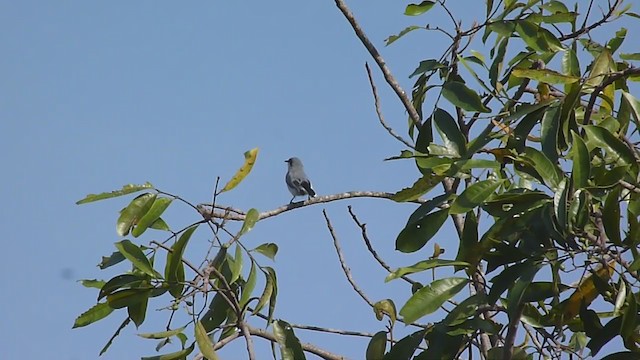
285, 157, 316, 203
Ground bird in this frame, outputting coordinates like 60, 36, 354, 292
285, 157, 316, 203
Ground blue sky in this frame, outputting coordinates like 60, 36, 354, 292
1, 1, 639, 359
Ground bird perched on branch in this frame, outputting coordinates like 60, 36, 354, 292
285, 157, 316, 203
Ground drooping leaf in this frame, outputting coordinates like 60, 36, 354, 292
449, 179, 503, 214
602, 185, 622, 245
373, 299, 397, 325
391, 174, 444, 202
366, 331, 388, 360
252, 269, 275, 315
73, 302, 114, 328
571, 131, 590, 189
128, 296, 148, 328
195, 321, 220, 360
239, 261, 257, 308
239, 208, 259, 236
395, 209, 449, 253
519, 147, 563, 190
386, 259, 470, 282
165, 225, 198, 298
138, 327, 186, 339
441, 81, 491, 113
252, 243, 278, 260
383, 330, 425, 360
116, 193, 156, 236
132, 197, 172, 237
141, 343, 195, 360
114, 240, 158, 278
409, 59, 447, 78
228, 244, 243, 284
559, 261, 614, 320
273, 320, 306, 360
584, 126, 636, 168
76, 182, 154, 205
433, 108, 466, 157
219, 148, 259, 193
400, 277, 469, 323
511, 68, 579, 84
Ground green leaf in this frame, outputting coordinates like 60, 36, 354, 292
562, 49, 581, 78
98, 251, 126, 269
622, 91, 640, 127
73, 302, 114, 328
409, 59, 447, 78
131, 197, 172, 237
433, 108, 466, 157
228, 244, 243, 284
106, 288, 152, 309
366, 331, 387, 360
455, 211, 478, 272
621, 290, 638, 346
515, 20, 555, 52
603, 185, 622, 245
240, 261, 258, 308
507, 263, 541, 318
386, 259, 470, 282
138, 327, 185, 339
114, 240, 157, 278
128, 296, 148, 328
98, 274, 145, 300
195, 321, 220, 360
252, 243, 278, 260
273, 320, 306, 360
383, 330, 425, 360
520, 147, 563, 190
79, 279, 105, 289
442, 81, 491, 113
116, 193, 156, 236
219, 148, 259, 193
149, 217, 170, 231
76, 182, 154, 205
404, 1, 435, 16
373, 299, 397, 325
141, 343, 194, 360
385, 25, 421, 46
252, 270, 274, 315
166, 225, 198, 298
239, 208, 259, 236
585, 49, 615, 89
511, 68, 579, 84
607, 28, 627, 53
391, 174, 444, 202
620, 53, 640, 61
400, 277, 469, 323
571, 131, 590, 189
584, 125, 636, 167
200, 293, 231, 332
396, 209, 449, 253
449, 179, 503, 215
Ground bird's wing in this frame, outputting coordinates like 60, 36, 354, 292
300, 180, 316, 197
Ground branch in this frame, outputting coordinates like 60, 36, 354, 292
247, 325, 347, 360
365, 63, 416, 149
558, 0, 622, 41
333, 0, 422, 128
583, 67, 640, 125
197, 191, 430, 221
240, 322, 257, 360
323, 209, 375, 307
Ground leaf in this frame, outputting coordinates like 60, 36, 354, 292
583, 125, 636, 167
373, 299, 397, 325
138, 327, 185, 339
252, 269, 274, 315
562, 49, 581, 77
114, 240, 157, 278
442, 81, 491, 113
400, 277, 469, 323
560, 261, 614, 320
219, 148, 259, 193
386, 259, 470, 282
585, 49, 614, 89
76, 182, 154, 205
602, 185, 622, 245
239, 208, 259, 236
383, 330, 425, 360
511, 68, 579, 84
195, 321, 220, 360
620, 53, 640, 61
166, 225, 198, 298
455, 211, 478, 273
128, 296, 148, 328
433, 108, 466, 157
72, 302, 114, 328
385, 25, 421, 46
200, 293, 231, 332
621, 289, 638, 346
252, 243, 278, 260
409, 59, 447, 78
571, 132, 590, 189
404, 1, 435, 16
449, 179, 503, 215
273, 320, 306, 360
99, 274, 145, 300
515, 20, 553, 52
391, 174, 444, 202
519, 147, 563, 190
240, 261, 258, 308
79, 279, 105, 289
366, 331, 387, 360
116, 193, 156, 236
141, 343, 194, 360
506, 263, 541, 319
395, 209, 449, 253
98, 251, 126, 269
132, 197, 172, 237
100, 318, 131, 356
106, 288, 152, 309
607, 28, 627, 53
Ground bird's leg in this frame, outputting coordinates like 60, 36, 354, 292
289, 196, 295, 204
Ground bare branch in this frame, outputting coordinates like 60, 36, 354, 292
197, 191, 430, 221
583, 67, 640, 125
247, 325, 347, 360
240, 322, 257, 360
333, 0, 422, 128
365, 63, 416, 149
323, 209, 375, 307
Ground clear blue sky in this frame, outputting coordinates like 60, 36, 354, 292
1, 1, 638, 359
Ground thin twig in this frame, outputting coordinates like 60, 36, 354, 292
583, 67, 640, 126
364, 63, 416, 149
333, 0, 422, 128
323, 209, 375, 307
197, 191, 431, 221
247, 325, 347, 360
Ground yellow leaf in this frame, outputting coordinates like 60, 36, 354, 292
560, 261, 615, 320
219, 148, 259, 193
